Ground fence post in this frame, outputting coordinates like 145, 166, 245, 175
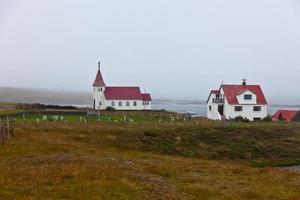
0, 119, 4, 144
10, 117, 15, 138
6, 116, 10, 140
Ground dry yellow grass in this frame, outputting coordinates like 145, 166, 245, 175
0, 122, 299, 200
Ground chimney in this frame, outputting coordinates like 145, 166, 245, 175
242, 79, 247, 86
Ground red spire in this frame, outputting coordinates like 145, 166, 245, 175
92, 61, 105, 87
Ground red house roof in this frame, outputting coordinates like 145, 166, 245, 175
220, 85, 267, 105
272, 110, 299, 122
211, 90, 220, 94
92, 69, 106, 87
142, 93, 152, 101
104, 87, 143, 100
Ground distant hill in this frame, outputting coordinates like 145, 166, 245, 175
0, 87, 207, 107
0, 87, 92, 106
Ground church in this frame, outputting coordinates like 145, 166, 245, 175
92, 62, 152, 110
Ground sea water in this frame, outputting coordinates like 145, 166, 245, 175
152, 100, 300, 116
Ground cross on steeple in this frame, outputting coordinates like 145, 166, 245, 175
98, 61, 101, 71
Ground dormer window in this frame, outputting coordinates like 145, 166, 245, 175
244, 94, 252, 100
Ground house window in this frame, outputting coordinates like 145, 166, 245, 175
234, 106, 243, 112
244, 94, 252, 100
126, 101, 130, 106
99, 102, 102, 106
133, 101, 137, 106
253, 106, 261, 111
111, 101, 115, 107
209, 106, 212, 111
119, 101, 122, 106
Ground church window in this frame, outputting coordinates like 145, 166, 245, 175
133, 101, 137, 106
119, 101, 122, 106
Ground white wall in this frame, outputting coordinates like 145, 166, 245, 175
106, 100, 144, 110
225, 104, 268, 121
143, 101, 152, 110
93, 87, 106, 110
207, 93, 222, 120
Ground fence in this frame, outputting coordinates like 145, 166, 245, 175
0, 117, 16, 144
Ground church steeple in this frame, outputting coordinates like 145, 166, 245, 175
92, 61, 106, 87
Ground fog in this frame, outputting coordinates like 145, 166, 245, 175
1, 0, 300, 103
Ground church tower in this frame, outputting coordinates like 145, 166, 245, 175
92, 61, 106, 110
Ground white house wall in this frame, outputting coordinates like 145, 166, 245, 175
207, 93, 222, 120
225, 104, 268, 121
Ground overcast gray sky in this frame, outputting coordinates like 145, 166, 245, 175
1, 0, 300, 103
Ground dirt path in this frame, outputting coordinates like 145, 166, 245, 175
106, 156, 183, 200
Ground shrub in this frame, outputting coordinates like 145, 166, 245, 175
235, 116, 249, 122
106, 106, 116, 111
262, 115, 272, 122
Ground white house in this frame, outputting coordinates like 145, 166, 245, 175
207, 80, 268, 121
92, 62, 152, 110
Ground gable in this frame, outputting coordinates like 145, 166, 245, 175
221, 85, 267, 105
206, 90, 220, 103
236, 90, 257, 104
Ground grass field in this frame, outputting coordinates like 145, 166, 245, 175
0, 120, 300, 199
15, 113, 168, 123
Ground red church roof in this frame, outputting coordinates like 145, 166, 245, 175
92, 63, 152, 101
220, 85, 267, 105
272, 110, 299, 122
92, 69, 105, 87
142, 93, 152, 101
104, 87, 143, 100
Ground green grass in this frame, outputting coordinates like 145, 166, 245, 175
15, 113, 178, 123
0, 109, 24, 115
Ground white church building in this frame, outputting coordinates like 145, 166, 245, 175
207, 80, 268, 121
92, 62, 152, 110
